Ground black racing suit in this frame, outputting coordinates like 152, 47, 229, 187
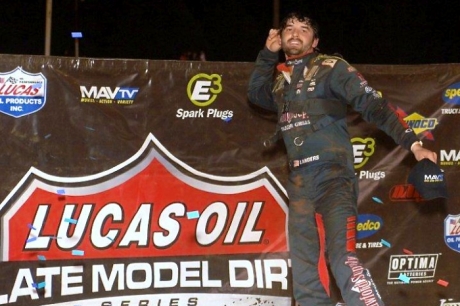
247, 47, 418, 306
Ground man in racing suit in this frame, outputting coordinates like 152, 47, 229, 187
247, 12, 437, 306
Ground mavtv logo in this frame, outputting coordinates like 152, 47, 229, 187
424, 174, 444, 183
80, 86, 139, 104
440, 150, 460, 166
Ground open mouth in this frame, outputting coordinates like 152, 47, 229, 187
288, 39, 302, 46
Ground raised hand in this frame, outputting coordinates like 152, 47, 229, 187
411, 143, 438, 163
265, 29, 282, 52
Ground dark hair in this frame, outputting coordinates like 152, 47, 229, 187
279, 12, 319, 39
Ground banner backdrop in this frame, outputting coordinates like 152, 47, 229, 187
0, 54, 459, 306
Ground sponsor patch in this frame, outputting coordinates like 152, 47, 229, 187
444, 214, 460, 253
356, 214, 383, 239
387, 253, 439, 284
443, 82, 460, 105
0, 67, 47, 118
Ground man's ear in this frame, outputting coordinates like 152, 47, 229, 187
313, 38, 319, 48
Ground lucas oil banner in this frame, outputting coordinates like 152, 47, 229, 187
0, 53, 459, 306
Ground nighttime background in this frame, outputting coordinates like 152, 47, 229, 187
2, 0, 459, 64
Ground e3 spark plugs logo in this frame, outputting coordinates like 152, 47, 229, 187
187, 73, 222, 107
352, 137, 385, 180
177, 73, 233, 120
352, 137, 375, 169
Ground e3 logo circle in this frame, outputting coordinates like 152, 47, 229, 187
352, 137, 375, 169
187, 73, 223, 107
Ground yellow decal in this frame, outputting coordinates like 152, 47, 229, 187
352, 137, 376, 169
187, 73, 223, 107
404, 112, 438, 135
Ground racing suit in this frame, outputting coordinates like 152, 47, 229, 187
247, 47, 419, 306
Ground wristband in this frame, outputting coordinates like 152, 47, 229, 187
410, 140, 423, 151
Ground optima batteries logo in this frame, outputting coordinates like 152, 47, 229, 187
0, 67, 47, 118
387, 253, 439, 284
177, 73, 233, 120
443, 82, 460, 105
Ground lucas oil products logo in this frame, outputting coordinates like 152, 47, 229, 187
387, 253, 439, 284
0, 67, 47, 118
0, 134, 291, 306
444, 214, 460, 253
178, 73, 233, 120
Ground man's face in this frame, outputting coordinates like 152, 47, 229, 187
280, 18, 318, 57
